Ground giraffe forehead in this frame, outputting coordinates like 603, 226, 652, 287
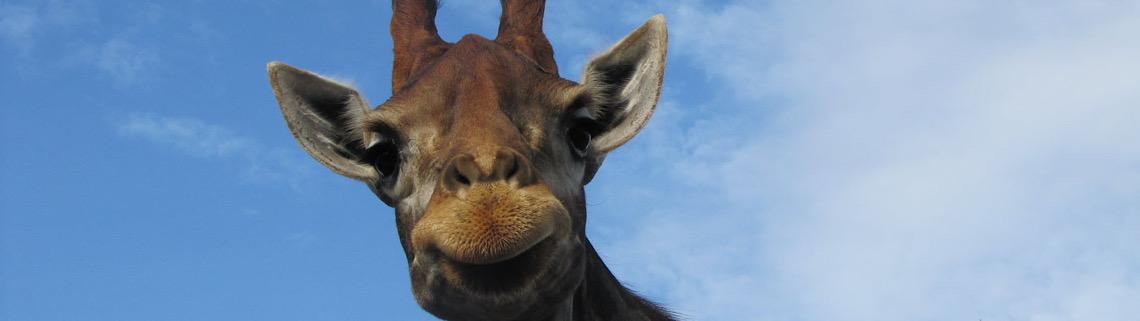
367, 77, 578, 150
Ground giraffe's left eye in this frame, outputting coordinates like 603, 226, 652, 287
567, 127, 592, 157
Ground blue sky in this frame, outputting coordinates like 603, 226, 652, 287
2, 0, 1139, 320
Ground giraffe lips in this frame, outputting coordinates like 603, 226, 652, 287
439, 237, 557, 293
412, 182, 571, 277
433, 208, 556, 265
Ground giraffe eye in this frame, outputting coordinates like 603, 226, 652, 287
368, 141, 400, 179
567, 127, 592, 157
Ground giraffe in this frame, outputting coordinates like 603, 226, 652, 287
267, 1, 671, 319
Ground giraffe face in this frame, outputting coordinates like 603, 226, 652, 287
364, 35, 590, 319
267, 2, 666, 318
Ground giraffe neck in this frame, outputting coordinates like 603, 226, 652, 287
566, 238, 675, 321
461, 238, 674, 321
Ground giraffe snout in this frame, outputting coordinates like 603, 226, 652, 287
412, 178, 568, 265
441, 148, 536, 195
411, 145, 571, 270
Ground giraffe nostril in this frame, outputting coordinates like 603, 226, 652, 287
504, 154, 519, 180
495, 149, 535, 186
455, 168, 471, 186
443, 149, 534, 193
444, 154, 481, 193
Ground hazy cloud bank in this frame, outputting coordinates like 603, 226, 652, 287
575, 1, 1140, 320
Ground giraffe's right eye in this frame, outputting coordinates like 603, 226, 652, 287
368, 141, 400, 179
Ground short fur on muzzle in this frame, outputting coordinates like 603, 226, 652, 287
412, 182, 570, 265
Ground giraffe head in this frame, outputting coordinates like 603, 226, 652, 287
267, 1, 666, 318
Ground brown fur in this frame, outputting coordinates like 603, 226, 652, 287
268, 1, 672, 320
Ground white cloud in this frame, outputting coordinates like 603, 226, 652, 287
0, 3, 38, 52
118, 113, 255, 158
0, 0, 96, 54
0, 1, 159, 86
92, 38, 160, 86
286, 230, 318, 248
117, 113, 314, 186
574, 1, 1140, 320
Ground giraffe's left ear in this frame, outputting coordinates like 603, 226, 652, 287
581, 14, 667, 155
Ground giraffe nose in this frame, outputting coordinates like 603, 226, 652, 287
443, 148, 534, 193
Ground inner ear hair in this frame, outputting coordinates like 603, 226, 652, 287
268, 62, 378, 181
582, 62, 636, 126
352, 115, 396, 150
293, 92, 371, 164
577, 15, 667, 155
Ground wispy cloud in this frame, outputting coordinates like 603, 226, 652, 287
117, 113, 314, 187
118, 113, 256, 158
285, 231, 319, 249
568, 1, 1140, 320
1, 0, 160, 86
87, 38, 160, 86
0, 0, 96, 54
0, 3, 38, 53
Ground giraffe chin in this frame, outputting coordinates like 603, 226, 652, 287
411, 234, 585, 320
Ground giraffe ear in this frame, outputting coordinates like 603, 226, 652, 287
581, 14, 667, 155
267, 62, 378, 182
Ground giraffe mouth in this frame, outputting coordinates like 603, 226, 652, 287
439, 236, 556, 293
411, 182, 572, 293
411, 230, 585, 320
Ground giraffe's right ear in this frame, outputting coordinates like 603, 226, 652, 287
267, 62, 378, 182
